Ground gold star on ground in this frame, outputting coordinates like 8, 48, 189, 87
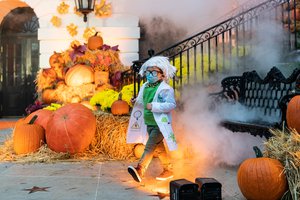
23, 186, 51, 194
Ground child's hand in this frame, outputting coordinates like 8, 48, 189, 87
130, 97, 136, 104
146, 103, 152, 110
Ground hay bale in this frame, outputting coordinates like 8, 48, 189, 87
264, 129, 300, 199
86, 111, 134, 160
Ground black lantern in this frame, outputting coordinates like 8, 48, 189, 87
74, 0, 96, 22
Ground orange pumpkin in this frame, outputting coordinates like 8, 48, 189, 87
286, 95, 300, 133
26, 109, 53, 130
45, 103, 96, 154
87, 32, 103, 50
14, 117, 27, 127
13, 115, 45, 155
64, 64, 94, 87
237, 146, 288, 200
111, 93, 129, 115
42, 89, 58, 104
133, 144, 145, 158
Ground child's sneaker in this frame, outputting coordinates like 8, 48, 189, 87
156, 170, 174, 181
128, 165, 143, 182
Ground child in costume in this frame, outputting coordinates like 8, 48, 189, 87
127, 56, 178, 182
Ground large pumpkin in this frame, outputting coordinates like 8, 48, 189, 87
237, 146, 288, 200
64, 64, 94, 87
13, 115, 45, 155
87, 32, 103, 50
26, 109, 53, 130
286, 95, 300, 133
111, 93, 129, 115
45, 103, 96, 154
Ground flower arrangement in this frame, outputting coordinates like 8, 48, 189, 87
89, 83, 136, 111
90, 89, 118, 111
62, 43, 122, 74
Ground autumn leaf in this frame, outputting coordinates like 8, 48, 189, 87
50, 16, 62, 27
95, 0, 112, 17
67, 23, 78, 37
83, 27, 96, 41
57, 2, 69, 14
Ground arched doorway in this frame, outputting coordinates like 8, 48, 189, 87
0, 7, 39, 117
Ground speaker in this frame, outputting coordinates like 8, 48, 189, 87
195, 178, 222, 200
170, 179, 199, 200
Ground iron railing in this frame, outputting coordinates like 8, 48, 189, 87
130, 0, 300, 97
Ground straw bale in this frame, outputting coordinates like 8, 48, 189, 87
264, 129, 300, 200
86, 111, 134, 160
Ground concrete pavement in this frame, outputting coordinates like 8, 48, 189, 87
0, 128, 245, 200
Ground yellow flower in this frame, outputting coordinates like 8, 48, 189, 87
120, 84, 138, 107
90, 89, 118, 111
67, 23, 78, 37
57, 2, 69, 14
83, 27, 96, 41
50, 16, 62, 27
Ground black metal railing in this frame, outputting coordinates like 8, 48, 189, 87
130, 0, 299, 97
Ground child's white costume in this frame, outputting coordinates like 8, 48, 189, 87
127, 56, 178, 183
126, 81, 178, 151
126, 56, 178, 151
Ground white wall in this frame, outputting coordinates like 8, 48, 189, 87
0, 0, 257, 68
21, 0, 140, 68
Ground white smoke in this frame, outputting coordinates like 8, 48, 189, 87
112, 0, 254, 37
173, 86, 265, 167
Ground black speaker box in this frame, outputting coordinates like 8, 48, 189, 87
170, 179, 199, 200
195, 178, 222, 200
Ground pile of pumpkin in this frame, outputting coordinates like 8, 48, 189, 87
236, 95, 300, 200
35, 33, 127, 105
13, 103, 96, 156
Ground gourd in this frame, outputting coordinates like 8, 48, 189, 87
42, 68, 57, 79
45, 103, 96, 154
64, 64, 94, 87
87, 32, 103, 50
42, 89, 58, 104
49, 51, 64, 68
133, 144, 145, 158
13, 115, 45, 155
49, 51, 64, 79
286, 95, 300, 133
237, 146, 288, 200
111, 93, 129, 115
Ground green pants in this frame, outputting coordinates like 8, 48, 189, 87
138, 125, 172, 173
